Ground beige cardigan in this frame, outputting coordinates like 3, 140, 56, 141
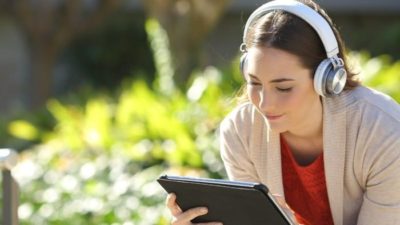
219, 86, 400, 225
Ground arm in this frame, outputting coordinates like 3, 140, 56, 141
356, 134, 400, 224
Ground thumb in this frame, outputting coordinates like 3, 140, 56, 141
271, 194, 299, 225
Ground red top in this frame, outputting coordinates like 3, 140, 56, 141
280, 136, 334, 225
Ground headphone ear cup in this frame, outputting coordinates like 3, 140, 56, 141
314, 58, 347, 97
240, 53, 248, 76
327, 66, 347, 95
314, 58, 333, 97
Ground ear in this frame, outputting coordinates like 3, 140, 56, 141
240, 53, 248, 78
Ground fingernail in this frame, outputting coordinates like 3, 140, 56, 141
201, 207, 208, 213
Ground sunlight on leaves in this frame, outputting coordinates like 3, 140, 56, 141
8, 120, 38, 141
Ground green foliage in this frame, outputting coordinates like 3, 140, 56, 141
10, 148, 169, 225
145, 18, 175, 95
351, 51, 400, 102
4, 62, 239, 224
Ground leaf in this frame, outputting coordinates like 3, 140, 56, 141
8, 120, 39, 140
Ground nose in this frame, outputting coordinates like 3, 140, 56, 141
258, 87, 275, 113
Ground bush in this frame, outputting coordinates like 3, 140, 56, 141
351, 51, 400, 102
2, 19, 245, 224
5, 64, 240, 224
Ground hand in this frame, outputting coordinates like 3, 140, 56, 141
272, 194, 303, 225
166, 193, 223, 225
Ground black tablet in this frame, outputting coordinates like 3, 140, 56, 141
157, 175, 295, 225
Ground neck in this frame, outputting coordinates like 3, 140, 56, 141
286, 118, 323, 141
290, 101, 323, 140
282, 130, 323, 150
282, 125, 323, 165
282, 98, 324, 152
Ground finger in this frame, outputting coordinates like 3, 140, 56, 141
166, 193, 176, 207
166, 193, 182, 216
272, 194, 285, 207
283, 202, 297, 223
280, 206, 299, 225
282, 207, 296, 221
271, 194, 298, 224
271, 194, 294, 215
176, 207, 208, 222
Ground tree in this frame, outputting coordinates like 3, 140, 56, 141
0, 0, 123, 107
142, 0, 231, 88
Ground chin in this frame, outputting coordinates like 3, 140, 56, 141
263, 117, 287, 133
269, 127, 288, 133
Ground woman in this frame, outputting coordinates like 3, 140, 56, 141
166, 0, 400, 224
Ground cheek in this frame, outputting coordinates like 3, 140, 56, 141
279, 89, 310, 112
282, 87, 317, 114
277, 93, 299, 111
248, 86, 260, 106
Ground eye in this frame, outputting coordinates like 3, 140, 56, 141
247, 81, 262, 86
276, 87, 292, 92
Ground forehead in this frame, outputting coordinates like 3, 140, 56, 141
246, 46, 310, 79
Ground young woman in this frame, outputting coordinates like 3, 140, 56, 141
166, 0, 400, 224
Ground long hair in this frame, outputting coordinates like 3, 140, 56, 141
238, 0, 360, 102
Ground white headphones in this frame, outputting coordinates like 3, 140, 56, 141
240, 0, 347, 97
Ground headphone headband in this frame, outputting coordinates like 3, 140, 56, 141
243, 0, 339, 58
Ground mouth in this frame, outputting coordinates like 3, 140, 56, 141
265, 114, 283, 121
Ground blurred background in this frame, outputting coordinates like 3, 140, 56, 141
0, 0, 399, 224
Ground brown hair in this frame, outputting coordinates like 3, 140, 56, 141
237, 0, 360, 102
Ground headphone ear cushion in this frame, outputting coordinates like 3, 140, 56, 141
240, 53, 248, 76
314, 58, 332, 97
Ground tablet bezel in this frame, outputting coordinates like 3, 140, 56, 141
158, 175, 296, 225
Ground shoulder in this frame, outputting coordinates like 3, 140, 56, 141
346, 86, 400, 132
324, 86, 400, 152
332, 86, 400, 128
343, 86, 400, 151
349, 86, 400, 120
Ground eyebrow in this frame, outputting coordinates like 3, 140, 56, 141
270, 78, 295, 83
248, 74, 295, 83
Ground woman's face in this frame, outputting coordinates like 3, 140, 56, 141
245, 47, 322, 134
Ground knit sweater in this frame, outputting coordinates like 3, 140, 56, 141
219, 86, 400, 225
281, 135, 333, 225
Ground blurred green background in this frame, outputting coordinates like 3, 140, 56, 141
0, 1, 399, 224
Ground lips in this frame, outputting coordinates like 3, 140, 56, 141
265, 114, 283, 120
